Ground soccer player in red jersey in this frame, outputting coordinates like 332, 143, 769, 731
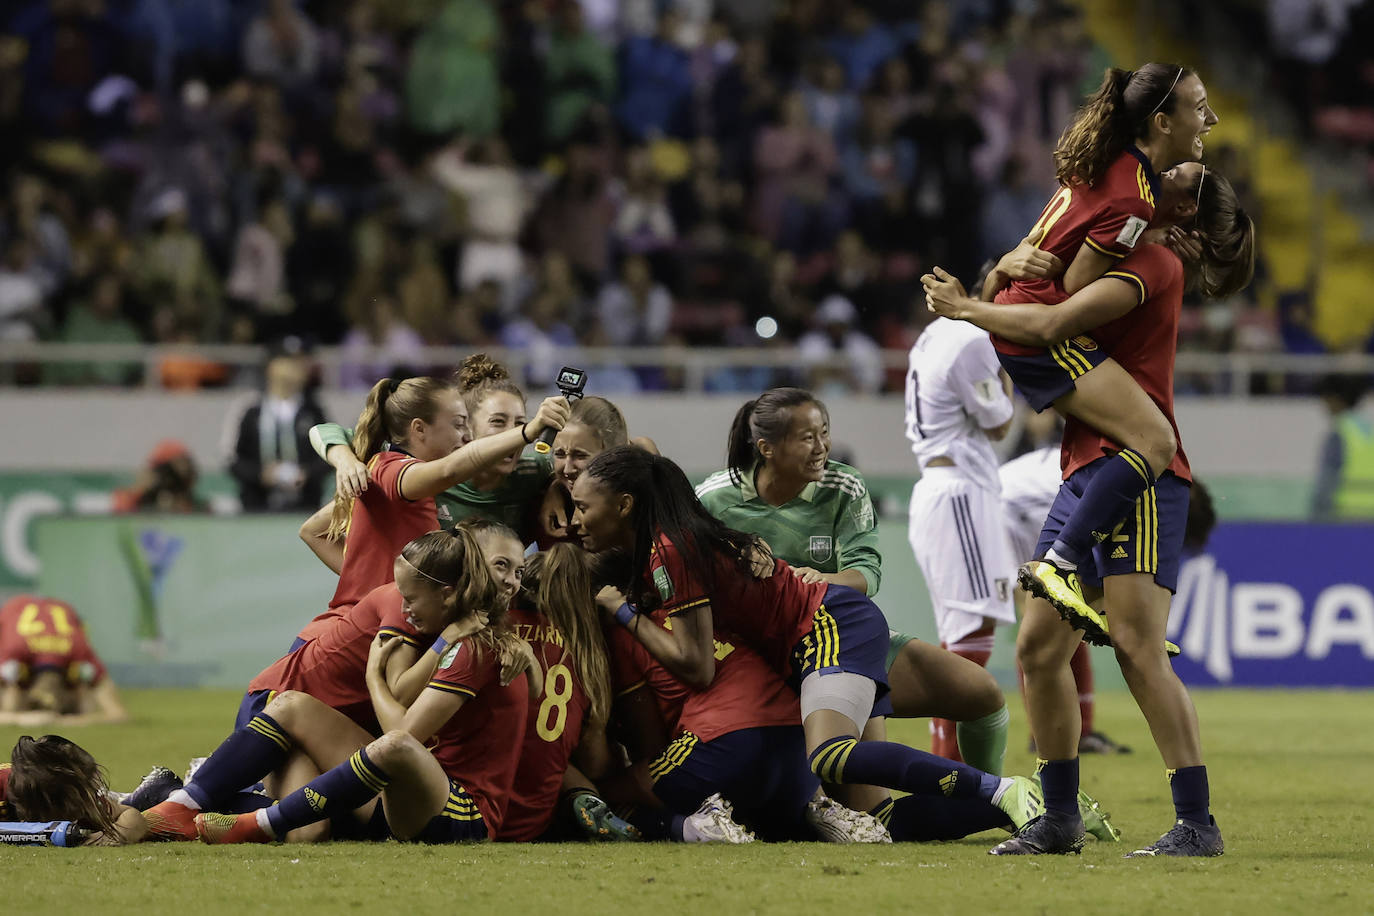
925, 165, 1255, 856
0, 594, 126, 725
986, 64, 1222, 613
571, 447, 1048, 831
294, 375, 567, 642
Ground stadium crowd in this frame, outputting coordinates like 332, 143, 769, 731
1, 0, 1342, 394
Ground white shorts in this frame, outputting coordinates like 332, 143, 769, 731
1003, 505, 1044, 566
908, 467, 1016, 645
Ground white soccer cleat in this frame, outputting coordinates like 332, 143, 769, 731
685, 793, 756, 844
805, 791, 892, 843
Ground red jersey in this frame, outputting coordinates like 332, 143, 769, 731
1060, 243, 1191, 482
0, 595, 106, 687
497, 605, 592, 841
610, 609, 798, 744
647, 534, 827, 680
424, 639, 529, 835
297, 450, 438, 641
994, 147, 1159, 356
0, 763, 12, 820
249, 583, 422, 732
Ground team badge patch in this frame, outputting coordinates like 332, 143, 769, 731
653, 566, 674, 601
1071, 335, 1098, 351
440, 643, 462, 669
808, 536, 833, 563
1116, 214, 1148, 249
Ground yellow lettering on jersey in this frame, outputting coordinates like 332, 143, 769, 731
661, 618, 736, 660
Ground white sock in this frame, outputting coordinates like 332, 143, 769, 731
1045, 548, 1078, 572
166, 788, 201, 811
255, 807, 277, 839
681, 814, 703, 843
991, 777, 1015, 806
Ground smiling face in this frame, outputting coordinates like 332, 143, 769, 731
470, 391, 527, 474
554, 422, 602, 486
1156, 74, 1217, 165
570, 474, 634, 554
474, 529, 525, 610
759, 402, 830, 484
393, 556, 453, 635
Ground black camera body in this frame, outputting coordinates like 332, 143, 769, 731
535, 366, 587, 453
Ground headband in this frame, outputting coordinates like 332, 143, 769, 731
1145, 66, 1185, 120
399, 552, 449, 586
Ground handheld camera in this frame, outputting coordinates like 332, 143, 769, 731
534, 366, 587, 454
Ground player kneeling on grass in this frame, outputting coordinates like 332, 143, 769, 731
0, 594, 128, 726
1, 735, 150, 845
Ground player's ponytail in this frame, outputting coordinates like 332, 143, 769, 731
1188, 169, 1256, 300
522, 544, 612, 728
327, 376, 455, 541
8, 735, 120, 842
726, 387, 828, 485
1054, 63, 1193, 188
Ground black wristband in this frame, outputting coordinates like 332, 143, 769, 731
520, 421, 533, 444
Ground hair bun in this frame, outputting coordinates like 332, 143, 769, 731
457, 353, 510, 391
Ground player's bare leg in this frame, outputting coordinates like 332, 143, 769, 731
889, 637, 1003, 721
1054, 359, 1176, 475
262, 750, 328, 843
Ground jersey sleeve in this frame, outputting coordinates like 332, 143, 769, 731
651, 538, 711, 617
1084, 176, 1154, 260
369, 451, 420, 501
427, 641, 499, 699
833, 475, 883, 596
376, 601, 424, 649
309, 422, 353, 460
951, 335, 1014, 431
1104, 244, 1183, 308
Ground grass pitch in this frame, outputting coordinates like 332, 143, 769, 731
3, 688, 1371, 915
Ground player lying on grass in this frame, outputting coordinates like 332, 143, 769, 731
0, 594, 128, 726
2, 734, 149, 844
923, 165, 1253, 857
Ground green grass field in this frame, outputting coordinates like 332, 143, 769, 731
3, 688, 1372, 915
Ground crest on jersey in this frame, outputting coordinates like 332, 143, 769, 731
653, 566, 674, 601
1071, 335, 1098, 351
808, 536, 833, 563
996, 578, 1011, 603
440, 642, 462, 669
1116, 215, 1148, 249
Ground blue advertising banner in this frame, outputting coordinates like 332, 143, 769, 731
1169, 522, 1374, 686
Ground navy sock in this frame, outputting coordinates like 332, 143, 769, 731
183, 714, 292, 810
809, 737, 1000, 801
1169, 765, 1210, 824
884, 794, 1012, 842
1037, 757, 1079, 815
223, 790, 275, 814
1050, 448, 1156, 564
266, 748, 390, 837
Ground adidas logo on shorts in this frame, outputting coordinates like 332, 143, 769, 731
1111, 546, 1129, 560
939, 771, 958, 797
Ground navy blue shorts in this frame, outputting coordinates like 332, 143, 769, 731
407, 781, 489, 844
790, 584, 893, 718
997, 335, 1109, 412
1034, 462, 1191, 592
650, 726, 818, 840
233, 689, 274, 730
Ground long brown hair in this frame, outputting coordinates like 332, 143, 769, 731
456, 354, 525, 422
520, 544, 612, 728
8, 735, 120, 841
1184, 169, 1256, 299
400, 528, 504, 651
1054, 63, 1194, 187
327, 376, 455, 541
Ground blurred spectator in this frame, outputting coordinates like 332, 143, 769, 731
339, 292, 424, 389
613, 145, 678, 255
824, 5, 904, 91
287, 193, 351, 343
753, 91, 844, 255
616, 9, 692, 140
396, 233, 451, 344
46, 272, 143, 386
798, 293, 883, 394
405, 0, 500, 140
225, 339, 330, 512
979, 155, 1051, 266
0, 238, 46, 341
841, 94, 917, 239
112, 439, 207, 514
801, 55, 861, 142
227, 193, 296, 340
131, 189, 223, 341
596, 254, 673, 346
242, 0, 321, 90
432, 137, 530, 293
527, 136, 617, 284
545, 2, 617, 147
502, 289, 578, 388
1311, 375, 1374, 519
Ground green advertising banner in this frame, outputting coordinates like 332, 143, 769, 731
35, 515, 338, 688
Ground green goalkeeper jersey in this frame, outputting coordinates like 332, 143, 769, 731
309, 422, 553, 539
695, 459, 883, 596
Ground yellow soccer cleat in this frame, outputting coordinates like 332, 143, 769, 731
1019, 561, 1111, 646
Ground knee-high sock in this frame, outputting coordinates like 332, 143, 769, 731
809, 736, 1000, 801
876, 794, 1011, 841
1049, 448, 1156, 565
264, 748, 390, 837
1036, 756, 1079, 816
1069, 642, 1095, 737
933, 626, 996, 765
957, 706, 1009, 777
1169, 766, 1210, 824
182, 714, 292, 810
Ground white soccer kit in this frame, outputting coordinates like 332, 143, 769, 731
905, 319, 1017, 644
999, 446, 1062, 564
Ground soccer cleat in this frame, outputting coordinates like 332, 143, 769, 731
1124, 816, 1224, 857
195, 811, 274, 845
122, 766, 183, 812
570, 792, 642, 842
805, 792, 892, 844
685, 793, 755, 844
1077, 789, 1121, 842
142, 799, 199, 841
1019, 561, 1111, 646
989, 809, 1086, 856
1079, 731, 1132, 755
992, 775, 1044, 833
